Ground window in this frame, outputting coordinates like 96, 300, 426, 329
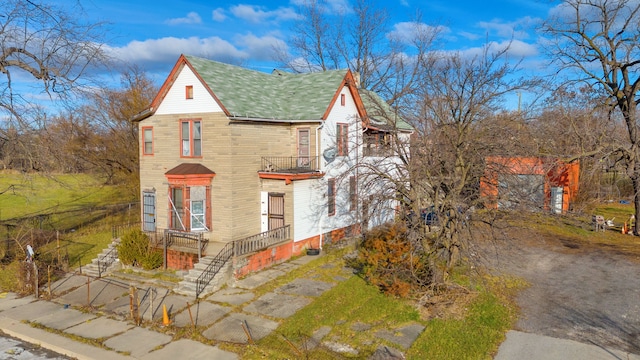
340, 94, 346, 106
185, 85, 193, 99
168, 185, 211, 231
169, 187, 184, 230
142, 127, 153, 155
349, 176, 357, 211
337, 123, 348, 156
328, 178, 336, 216
181, 120, 202, 157
190, 200, 206, 231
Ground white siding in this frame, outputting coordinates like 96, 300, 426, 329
293, 180, 319, 241
156, 67, 223, 115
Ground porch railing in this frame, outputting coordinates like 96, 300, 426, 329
234, 225, 290, 257
195, 225, 291, 298
164, 230, 208, 259
261, 156, 320, 173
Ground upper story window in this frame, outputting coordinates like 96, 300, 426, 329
328, 178, 336, 216
181, 119, 202, 157
142, 127, 153, 155
185, 85, 194, 99
337, 123, 348, 156
364, 131, 392, 157
340, 94, 346, 106
349, 176, 356, 211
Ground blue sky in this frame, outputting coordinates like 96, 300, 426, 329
70, 0, 555, 81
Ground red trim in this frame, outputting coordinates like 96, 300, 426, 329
341, 94, 345, 106
185, 85, 193, 99
258, 172, 325, 185
166, 173, 215, 186
138, 54, 232, 121
322, 70, 367, 121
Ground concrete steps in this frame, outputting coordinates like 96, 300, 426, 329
175, 245, 233, 298
80, 239, 121, 278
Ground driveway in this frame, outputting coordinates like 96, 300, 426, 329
478, 229, 640, 355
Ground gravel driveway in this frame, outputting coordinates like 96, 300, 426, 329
479, 231, 640, 355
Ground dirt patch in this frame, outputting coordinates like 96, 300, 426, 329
477, 226, 640, 355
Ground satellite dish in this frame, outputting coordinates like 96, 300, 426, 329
323, 147, 337, 163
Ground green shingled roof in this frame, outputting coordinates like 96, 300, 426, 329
185, 55, 348, 121
359, 88, 413, 131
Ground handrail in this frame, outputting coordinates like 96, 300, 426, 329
97, 243, 118, 278
195, 241, 233, 298
194, 225, 291, 298
234, 225, 290, 256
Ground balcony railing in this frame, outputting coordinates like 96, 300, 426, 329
261, 156, 320, 173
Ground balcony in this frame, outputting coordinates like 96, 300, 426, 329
258, 156, 324, 184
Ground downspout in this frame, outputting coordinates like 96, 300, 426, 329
316, 122, 325, 250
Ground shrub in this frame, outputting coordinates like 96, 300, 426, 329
117, 229, 161, 270
351, 223, 432, 297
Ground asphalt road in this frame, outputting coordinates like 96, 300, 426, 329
479, 230, 640, 355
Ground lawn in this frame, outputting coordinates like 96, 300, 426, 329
0, 172, 137, 292
0, 172, 128, 221
237, 247, 516, 359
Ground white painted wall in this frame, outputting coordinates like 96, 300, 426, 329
156, 66, 223, 115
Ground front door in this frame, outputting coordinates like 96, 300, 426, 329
297, 128, 310, 168
142, 191, 156, 231
268, 193, 285, 230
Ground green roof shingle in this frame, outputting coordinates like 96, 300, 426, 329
185, 55, 347, 121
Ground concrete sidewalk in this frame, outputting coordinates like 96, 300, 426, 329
495, 330, 640, 360
0, 253, 331, 359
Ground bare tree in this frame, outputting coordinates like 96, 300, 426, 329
0, 0, 108, 173
543, 0, 640, 233
41, 67, 157, 195
402, 46, 534, 280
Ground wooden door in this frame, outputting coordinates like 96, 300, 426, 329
268, 193, 285, 230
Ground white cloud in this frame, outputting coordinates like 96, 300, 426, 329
388, 22, 451, 44
290, 0, 351, 14
476, 16, 540, 40
165, 12, 202, 26
400, 0, 409, 6
457, 39, 539, 59
212, 8, 226, 22
235, 33, 288, 61
229, 5, 300, 24
106, 36, 247, 67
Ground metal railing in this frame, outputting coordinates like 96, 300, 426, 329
234, 225, 290, 257
112, 222, 140, 239
195, 225, 291, 298
196, 241, 233, 298
97, 244, 118, 278
261, 156, 320, 173
164, 230, 208, 259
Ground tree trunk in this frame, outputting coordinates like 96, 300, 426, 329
633, 173, 640, 236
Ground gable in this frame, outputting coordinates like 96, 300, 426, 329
185, 55, 350, 121
155, 64, 223, 115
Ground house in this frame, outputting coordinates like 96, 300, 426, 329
480, 156, 579, 213
133, 54, 412, 277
